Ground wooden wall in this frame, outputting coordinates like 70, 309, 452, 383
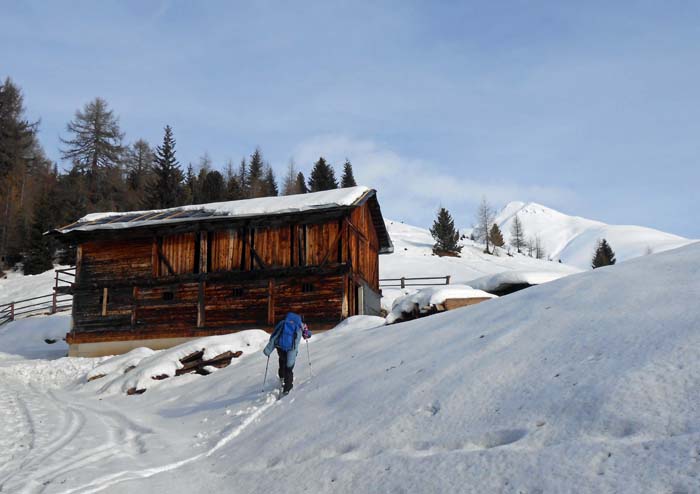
79, 238, 152, 284
348, 203, 380, 290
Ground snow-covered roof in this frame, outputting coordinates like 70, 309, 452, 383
50, 186, 393, 253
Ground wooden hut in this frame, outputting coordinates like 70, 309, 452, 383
49, 186, 392, 357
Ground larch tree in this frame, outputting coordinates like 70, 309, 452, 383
60, 97, 124, 205
146, 125, 183, 209
592, 238, 616, 268
509, 214, 525, 253
474, 198, 496, 254
534, 236, 546, 260
340, 159, 357, 188
430, 207, 462, 256
282, 159, 301, 195
308, 157, 338, 191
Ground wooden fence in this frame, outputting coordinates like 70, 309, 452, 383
379, 275, 451, 289
0, 267, 75, 326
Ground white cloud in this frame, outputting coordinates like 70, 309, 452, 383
294, 134, 575, 227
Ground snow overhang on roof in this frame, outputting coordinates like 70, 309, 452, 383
49, 186, 394, 254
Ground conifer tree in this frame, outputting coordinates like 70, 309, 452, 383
509, 214, 525, 253
226, 175, 244, 200
592, 238, 616, 269
295, 172, 308, 193
183, 164, 197, 205
237, 158, 249, 198
0, 77, 40, 264
430, 207, 462, 256
200, 170, 226, 203
247, 148, 265, 198
308, 157, 338, 192
340, 159, 357, 188
23, 189, 55, 275
489, 223, 505, 248
146, 125, 183, 209
263, 166, 278, 196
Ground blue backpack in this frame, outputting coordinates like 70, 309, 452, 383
276, 313, 302, 352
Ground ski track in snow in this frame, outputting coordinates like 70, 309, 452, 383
59, 391, 279, 494
0, 364, 280, 494
0, 375, 156, 494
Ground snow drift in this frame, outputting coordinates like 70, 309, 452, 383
20, 241, 691, 494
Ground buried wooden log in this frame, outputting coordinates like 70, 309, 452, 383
87, 374, 105, 382
175, 350, 244, 376
127, 387, 146, 395
179, 349, 204, 365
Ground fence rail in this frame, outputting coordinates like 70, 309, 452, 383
379, 275, 451, 289
0, 267, 75, 327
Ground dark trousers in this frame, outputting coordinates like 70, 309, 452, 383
276, 348, 294, 392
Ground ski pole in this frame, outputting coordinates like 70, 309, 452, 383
305, 338, 313, 380
262, 354, 270, 393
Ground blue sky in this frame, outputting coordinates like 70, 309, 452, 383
2, 1, 699, 237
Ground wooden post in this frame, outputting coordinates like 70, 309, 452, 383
199, 231, 208, 274
101, 288, 108, 316
446, 275, 451, 285
51, 270, 59, 314
10, 302, 14, 321
197, 281, 205, 328
267, 279, 275, 325
400, 277, 405, 289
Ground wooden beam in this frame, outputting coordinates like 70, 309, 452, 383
248, 229, 268, 270
73, 263, 351, 290
157, 240, 175, 276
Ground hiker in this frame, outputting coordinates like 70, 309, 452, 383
263, 312, 311, 394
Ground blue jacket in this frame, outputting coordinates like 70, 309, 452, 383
263, 312, 303, 367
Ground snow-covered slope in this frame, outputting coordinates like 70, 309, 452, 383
1, 243, 698, 492
0, 266, 68, 305
381, 219, 579, 306
496, 202, 694, 269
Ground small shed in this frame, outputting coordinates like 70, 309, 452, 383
49, 186, 392, 357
